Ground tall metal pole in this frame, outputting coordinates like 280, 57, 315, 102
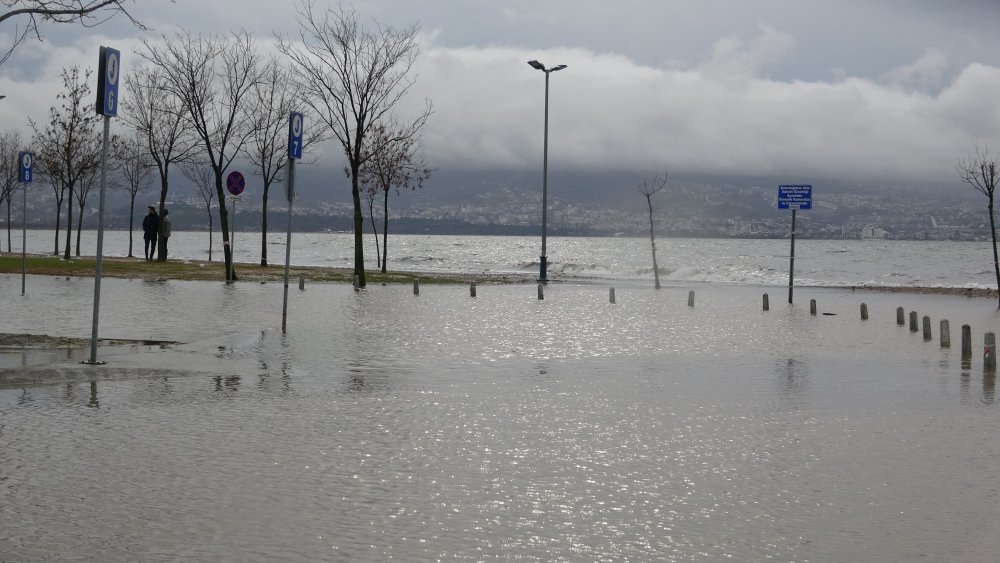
88, 115, 111, 364
281, 158, 296, 333
20, 180, 26, 296
540, 70, 550, 283
788, 209, 797, 304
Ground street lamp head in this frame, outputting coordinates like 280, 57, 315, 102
551, 64, 567, 72
527, 60, 545, 70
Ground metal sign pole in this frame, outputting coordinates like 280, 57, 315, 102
86, 45, 119, 365
281, 111, 304, 333
21, 180, 26, 296
788, 209, 796, 305
282, 158, 296, 333
231, 197, 237, 263
88, 114, 111, 364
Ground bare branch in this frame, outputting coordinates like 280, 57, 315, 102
1, 1, 148, 66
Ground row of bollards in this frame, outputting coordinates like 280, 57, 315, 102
764, 295, 995, 371
896, 305, 995, 370
341, 279, 996, 373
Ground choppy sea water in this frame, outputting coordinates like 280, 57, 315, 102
10, 229, 1000, 288
2, 273, 1000, 561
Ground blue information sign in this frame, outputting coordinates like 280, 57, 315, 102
96, 46, 121, 117
18, 151, 32, 183
226, 171, 246, 196
778, 184, 812, 210
288, 112, 304, 160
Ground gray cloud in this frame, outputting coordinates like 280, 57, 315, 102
3, 0, 1000, 184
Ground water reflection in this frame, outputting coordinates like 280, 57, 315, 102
776, 357, 810, 408
212, 375, 241, 396
88, 381, 99, 409
984, 372, 995, 405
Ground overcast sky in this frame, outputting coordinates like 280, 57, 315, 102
3, 0, 1000, 184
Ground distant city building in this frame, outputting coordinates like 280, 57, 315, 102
860, 225, 888, 240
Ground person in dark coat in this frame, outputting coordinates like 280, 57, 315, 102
142, 206, 158, 261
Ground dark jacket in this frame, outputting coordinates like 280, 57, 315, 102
142, 212, 159, 239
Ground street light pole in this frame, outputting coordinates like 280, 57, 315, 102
528, 59, 566, 283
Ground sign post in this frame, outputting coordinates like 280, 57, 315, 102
778, 184, 812, 304
282, 111, 304, 333
86, 46, 120, 365
18, 151, 31, 296
225, 171, 245, 284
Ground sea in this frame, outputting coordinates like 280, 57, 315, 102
1, 230, 999, 562
7, 228, 1000, 288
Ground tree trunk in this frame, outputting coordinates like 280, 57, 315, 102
75, 198, 84, 256
157, 175, 168, 262
350, 166, 366, 287
368, 194, 381, 269
207, 206, 213, 262
127, 194, 136, 258
63, 188, 73, 260
260, 187, 269, 266
991, 198, 999, 309
6, 195, 11, 252
646, 195, 661, 289
215, 173, 234, 281
53, 192, 63, 255
381, 188, 389, 273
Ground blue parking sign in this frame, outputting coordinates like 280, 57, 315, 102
18, 151, 32, 183
96, 46, 121, 117
288, 112, 304, 160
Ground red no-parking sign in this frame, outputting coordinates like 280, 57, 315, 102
226, 171, 245, 196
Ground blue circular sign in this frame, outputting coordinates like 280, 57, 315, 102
226, 171, 245, 196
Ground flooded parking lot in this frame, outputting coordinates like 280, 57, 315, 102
2, 275, 1000, 561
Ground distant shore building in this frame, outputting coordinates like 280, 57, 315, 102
860, 225, 888, 240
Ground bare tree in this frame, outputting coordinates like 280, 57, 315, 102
29, 65, 101, 259
111, 132, 154, 257
359, 121, 430, 273
140, 30, 263, 278
74, 162, 102, 256
183, 161, 215, 261
0, 129, 23, 251
638, 172, 668, 290
278, 0, 431, 287
958, 146, 1000, 308
244, 57, 323, 266
122, 65, 200, 262
0, 0, 145, 67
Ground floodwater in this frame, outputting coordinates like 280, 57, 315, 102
2, 274, 1000, 561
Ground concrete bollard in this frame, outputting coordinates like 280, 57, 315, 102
353, 275, 360, 291
985, 332, 997, 371
763, 293, 769, 311
940, 320, 951, 348
897, 307, 905, 326
688, 290, 695, 307
909, 311, 918, 333
962, 325, 972, 358
298, 273, 305, 290
413, 278, 420, 296
810, 299, 817, 316
470, 282, 477, 298
538, 283, 544, 301
609, 287, 616, 304
861, 303, 868, 321
922, 316, 932, 341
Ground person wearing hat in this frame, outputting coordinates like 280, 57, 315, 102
142, 206, 158, 261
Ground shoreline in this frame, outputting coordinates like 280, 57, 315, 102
2, 253, 997, 296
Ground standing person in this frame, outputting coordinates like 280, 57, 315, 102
160, 208, 172, 260
142, 206, 158, 261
